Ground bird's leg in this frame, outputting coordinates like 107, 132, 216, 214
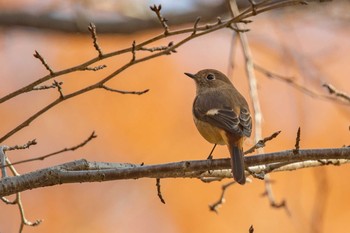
207, 144, 217, 160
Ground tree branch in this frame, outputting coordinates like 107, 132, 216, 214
0, 147, 349, 197
254, 64, 350, 106
1, 132, 96, 169
0, 0, 308, 105
323, 83, 350, 103
0, 1, 308, 144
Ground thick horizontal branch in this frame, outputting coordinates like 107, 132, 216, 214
0, 147, 349, 197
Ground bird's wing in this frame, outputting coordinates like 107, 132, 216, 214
193, 93, 252, 137
238, 107, 252, 137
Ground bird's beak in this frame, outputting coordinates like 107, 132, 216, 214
184, 72, 196, 79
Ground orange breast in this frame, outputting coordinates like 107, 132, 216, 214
193, 117, 226, 145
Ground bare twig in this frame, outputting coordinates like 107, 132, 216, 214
5, 158, 42, 232
33, 50, 54, 75
240, 19, 253, 24
254, 64, 350, 106
3, 139, 37, 152
0, 132, 96, 168
192, 17, 201, 35
323, 83, 350, 103
139, 43, 171, 52
227, 24, 250, 33
17, 192, 43, 232
0, 146, 8, 177
262, 177, 290, 215
156, 178, 166, 204
139, 41, 176, 54
245, 131, 281, 155
33, 81, 63, 91
248, 0, 258, 15
53, 80, 64, 98
209, 180, 235, 213
293, 127, 301, 155
101, 85, 149, 95
130, 40, 136, 62
88, 23, 103, 57
1, 195, 16, 204
83, 65, 107, 71
250, 159, 350, 175
208, 178, 252, 213
150, 4, 169, 35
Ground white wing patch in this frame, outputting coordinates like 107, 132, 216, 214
206, 109, 220, 116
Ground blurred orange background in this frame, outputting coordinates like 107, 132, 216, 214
0, 1, 349, 233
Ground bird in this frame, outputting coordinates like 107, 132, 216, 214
185, 69, 252, 185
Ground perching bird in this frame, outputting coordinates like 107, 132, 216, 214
185, 69, 252, 185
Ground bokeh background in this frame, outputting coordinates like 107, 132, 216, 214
0, 0, 349, 232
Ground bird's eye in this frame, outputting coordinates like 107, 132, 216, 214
206, 74, 215, 80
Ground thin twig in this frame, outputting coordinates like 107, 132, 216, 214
217, 17, 223, 24
33, 50, 54, 75
0, 132, 96, 168
245, 131, 281, 155
262, 176, 291, 215
130, 40, 136, 62
192, 17, 201, 35
156, 178, 166, 204
5, 158, 43, 232
227, 24, 250, 33
33, 81, 63, 91
1, 195, 16, 204
252, 159, 349, 174
139, 45, 168, 52
3, 139, 37, 152
139, 41, 175, 54
53, 80, 64, 98
83, 65, 107, 71
101, 85, 149, 95
88, 23, 103, 57
248, 0, 258, 15
150, 4, 169, 35
0, 146, 7, 177
323, 83, 350, 103
293, 127, 301, 155
249, 225, 254, 233
17, 192, 42, 233
209, 180, 235, 213
254, 64, 349, 105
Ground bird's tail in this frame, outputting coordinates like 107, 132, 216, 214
229, 144, 246, 185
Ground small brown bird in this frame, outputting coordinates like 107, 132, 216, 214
185, 69, 252, 185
